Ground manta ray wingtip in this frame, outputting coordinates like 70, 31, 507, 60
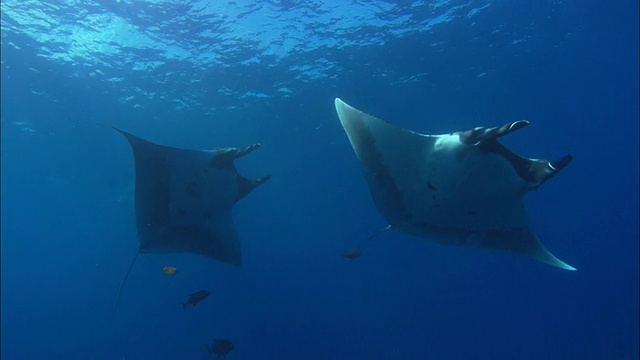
543, 252, 576, 271
548, 258, 577, 271
531, 240, 576, 271
110, 126, 125, 135
110, 126, 140, 143
334, 97, 351, 111
258, 174, 271, 184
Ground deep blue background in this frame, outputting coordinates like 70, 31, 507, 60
2, 1, 638, 359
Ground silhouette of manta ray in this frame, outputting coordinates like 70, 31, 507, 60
111, 128, 270, 316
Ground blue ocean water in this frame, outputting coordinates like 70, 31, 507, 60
1, 0, 638, 359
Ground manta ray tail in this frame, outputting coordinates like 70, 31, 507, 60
358, 225, 392, 250
112, 251, 140, 318
343, 225, 392, 260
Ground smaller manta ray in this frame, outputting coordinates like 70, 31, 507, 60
182, 289, 211, 309
111, 128, 270, 317
334, 98, 575, 270
207, 338, 235, 358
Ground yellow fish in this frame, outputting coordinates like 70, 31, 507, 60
162, 266, 177, 276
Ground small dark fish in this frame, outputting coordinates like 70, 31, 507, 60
207, 338, 234, 358
182, 290, 210, 309
342, 247, 362, 261
426, 180, 438, 191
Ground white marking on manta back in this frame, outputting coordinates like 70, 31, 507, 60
433, 134, 462, 151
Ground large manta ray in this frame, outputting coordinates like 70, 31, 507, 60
112, 128, 270, 315
334, 98, 575, 270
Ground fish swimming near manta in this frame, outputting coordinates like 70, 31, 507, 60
206, 338, 234, 358
111, 128, 270, 317
334, 97, 575, 270
182, 289, 211, 309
